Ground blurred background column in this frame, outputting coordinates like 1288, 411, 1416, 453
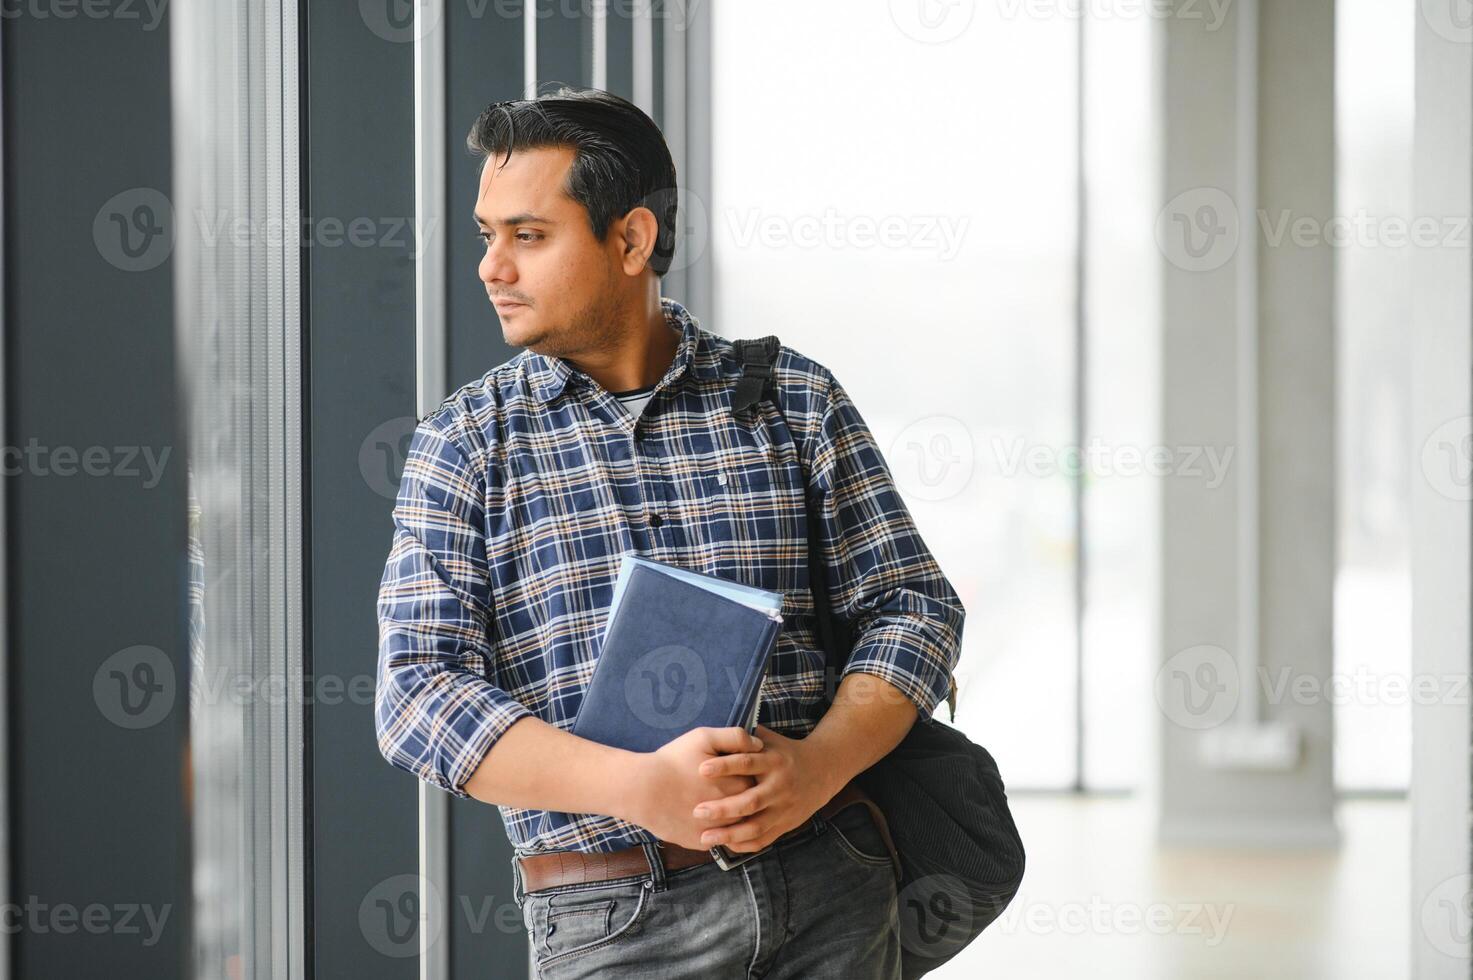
1409, 1, 1472, 976
1157, 0, 1339, 846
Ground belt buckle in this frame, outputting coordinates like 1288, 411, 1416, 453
710, 843, 770, 871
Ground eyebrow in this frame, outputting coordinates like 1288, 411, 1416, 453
474, 211, 556, 227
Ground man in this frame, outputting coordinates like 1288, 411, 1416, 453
375, 88, 965, 979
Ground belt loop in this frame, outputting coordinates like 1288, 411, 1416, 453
639, 841, 669, 893
511, 855, 526, 907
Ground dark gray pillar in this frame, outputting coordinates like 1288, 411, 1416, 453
536, 0, 594, 91
304, 1, 419, 976
2, 7, 190, 979
444, 5, 536, 976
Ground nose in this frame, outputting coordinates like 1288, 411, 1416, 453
478, 236, 516, 287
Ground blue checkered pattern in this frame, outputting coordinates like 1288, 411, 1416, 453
375, 297, 966, 854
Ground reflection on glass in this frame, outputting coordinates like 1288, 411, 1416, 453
172, 0, 306, 976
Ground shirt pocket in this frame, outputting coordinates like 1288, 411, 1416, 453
706, 444, 804, 495
700, 448, 809, 597
710, 446, 797, 493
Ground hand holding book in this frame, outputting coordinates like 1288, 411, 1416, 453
570, 552, 785, 858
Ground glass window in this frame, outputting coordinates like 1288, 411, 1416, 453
1333, 0, 1414, 792
712, 0, 1080, 787
1080, 11, 1159, 791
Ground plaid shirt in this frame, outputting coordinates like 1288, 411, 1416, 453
374, 297, 965, 854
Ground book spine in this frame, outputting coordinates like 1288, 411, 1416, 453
729, 616, 782, 731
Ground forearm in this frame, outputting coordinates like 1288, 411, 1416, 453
462, 718, 763, 850
460, 716, 642, 821
799, 672, 918, 800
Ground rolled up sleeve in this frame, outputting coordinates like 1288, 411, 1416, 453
809, 371, 966, 718
374, 417, 532, 799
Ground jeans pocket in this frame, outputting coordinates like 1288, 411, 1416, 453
825, 804, 896, 870
528, 880, 652, 970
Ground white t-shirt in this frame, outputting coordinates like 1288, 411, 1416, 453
611, 383, 656, 420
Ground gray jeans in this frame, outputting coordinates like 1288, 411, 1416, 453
516, 804, 902, 979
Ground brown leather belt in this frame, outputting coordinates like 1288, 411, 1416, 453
516, 781, 892, 895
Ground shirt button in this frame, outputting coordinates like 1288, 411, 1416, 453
648, 513, 664, 528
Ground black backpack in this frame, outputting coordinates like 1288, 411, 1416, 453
731, 336, 1026, 979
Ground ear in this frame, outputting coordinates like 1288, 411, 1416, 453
614, 206, 660, 277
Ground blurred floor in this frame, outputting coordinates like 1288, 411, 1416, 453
936, 794, 1408, 980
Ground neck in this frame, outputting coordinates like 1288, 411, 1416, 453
576, 290, 679, 395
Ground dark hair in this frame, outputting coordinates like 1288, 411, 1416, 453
466, 87, 680, 277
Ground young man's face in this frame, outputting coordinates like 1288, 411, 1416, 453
474, 144, 628, 358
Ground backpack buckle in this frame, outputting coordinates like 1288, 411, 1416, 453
731, 337, 780, 414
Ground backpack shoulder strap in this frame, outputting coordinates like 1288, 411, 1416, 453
728, 335, 959, 721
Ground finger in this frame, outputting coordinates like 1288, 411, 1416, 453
703, 727, 764, 755
693, 785, 767, 822
711, 774, 757, 798
701, 815, 768, 849
699, 752, 772, 779
732, 832, 781, 854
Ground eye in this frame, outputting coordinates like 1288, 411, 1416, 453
476, 230, 541, 246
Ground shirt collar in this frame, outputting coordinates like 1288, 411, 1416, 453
523, 296, 723, 405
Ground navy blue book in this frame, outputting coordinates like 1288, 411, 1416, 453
571, 553, 784, 754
